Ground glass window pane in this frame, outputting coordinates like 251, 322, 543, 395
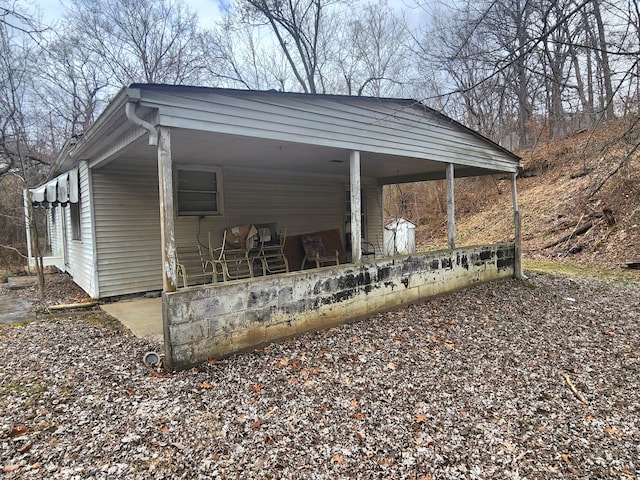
178, 170, 217, 192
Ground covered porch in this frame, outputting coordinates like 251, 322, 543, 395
32, 85, 522, 370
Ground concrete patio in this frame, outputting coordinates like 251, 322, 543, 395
101, 297, 163, 345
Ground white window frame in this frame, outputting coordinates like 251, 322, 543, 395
70, 201, 82, 241
175, 166, 224, 217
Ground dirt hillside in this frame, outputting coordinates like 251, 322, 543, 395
415, 115, 640, 270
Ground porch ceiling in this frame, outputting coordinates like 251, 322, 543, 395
115, 128, 502, 184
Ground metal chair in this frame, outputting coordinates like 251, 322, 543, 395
301, 234, 339, 269
176, 245, 216, 287
362, 240, 376, 259
208, 230, 254, 282
255, 225, 289, 275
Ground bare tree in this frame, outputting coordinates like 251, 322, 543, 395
237, 0, 334, 93
414, 0, 639, 146
36, 33, 109, 152
0, 6, 48, 295
67, 0, 207, 86
213, 14, 297, 90
332, 0, 411, 96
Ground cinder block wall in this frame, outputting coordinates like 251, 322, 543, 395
163, 243, 515, 370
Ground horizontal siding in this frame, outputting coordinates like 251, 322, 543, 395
144, 89, 517, 173
93, 160, 163, 297
48, 207, 64, 257
64, 162, 97, 297
90, 160, 392, 298
365, 186, 384, 255
180, 166, 348, 252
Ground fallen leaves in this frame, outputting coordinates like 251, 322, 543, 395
9, 425, 30, 438
604, 426, 622, 436
429, 335, 455, 349
3, 464, 20, 473
2, 272, 640, 479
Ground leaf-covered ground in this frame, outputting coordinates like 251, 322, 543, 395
414, 116, 640, 272
1, 272, 639, 479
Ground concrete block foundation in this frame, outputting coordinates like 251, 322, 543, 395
163, 243, 515, 370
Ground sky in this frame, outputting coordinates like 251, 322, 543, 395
33, 0, 229, 28
32, 0, 427, 30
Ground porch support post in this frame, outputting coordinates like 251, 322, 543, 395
446, 163, 456, 249
512, 173, 523, 279
23, 189, 33, 273
157, 126, 177, 292
350, 150, 362, 263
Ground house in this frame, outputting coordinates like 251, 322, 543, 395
26, 84, 522, 369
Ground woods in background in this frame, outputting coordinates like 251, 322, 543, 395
1, 0, 639, 267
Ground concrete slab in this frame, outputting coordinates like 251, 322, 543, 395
7, 276, 38, 290
101, 297, 163, 345
0, 295, 35, 324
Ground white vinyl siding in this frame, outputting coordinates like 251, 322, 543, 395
47, 207, 64, 258
90, 161, 368, 297
141, 89, 518, 173
92, 160, 163, 298
365, 186, 384, 255
179, 166, 348, 252
64, 161, 97, 297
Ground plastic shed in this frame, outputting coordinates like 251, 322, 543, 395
383, 218, 416, 256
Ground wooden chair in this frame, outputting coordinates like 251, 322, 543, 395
256, 226, 289, 275
301, 234, 340, 269
176, 245, 216, 287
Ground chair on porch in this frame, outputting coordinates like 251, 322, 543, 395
176, 245, 216, 287
208, 230, 255, 282
255, 225, 289, 275
361, 240, 376, 259
301, 233, 340, 269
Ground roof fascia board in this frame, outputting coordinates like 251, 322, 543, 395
130, 84, 521, 165
411, 99, 522, 163
50, 87, 130, 175
378, 166, 510, 185
155, 114, 519, 173
88, 127, 147, 170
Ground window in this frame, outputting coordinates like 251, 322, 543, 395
176, 167, 223, 216
70, 202, 81, 240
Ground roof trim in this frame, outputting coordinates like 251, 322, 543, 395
50, 87, 130, 176
128, 83, 521, 162
49, 83, 521, 178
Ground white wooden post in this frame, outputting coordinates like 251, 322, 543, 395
23, 189, 33, 273
446, 163, 456, 249
157, 126, 177, 292
350, 150, 362, 263
512, 173, 523, 279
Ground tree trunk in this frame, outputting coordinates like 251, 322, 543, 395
592, 0, 614, 120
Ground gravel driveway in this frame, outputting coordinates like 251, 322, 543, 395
1, 272, 639, 479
